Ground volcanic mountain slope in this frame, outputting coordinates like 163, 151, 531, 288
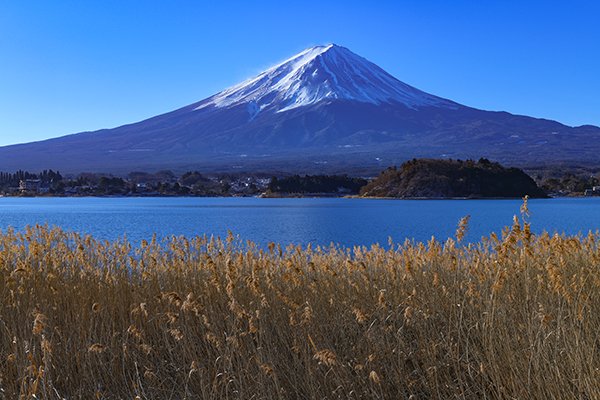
1, 44, 599, 174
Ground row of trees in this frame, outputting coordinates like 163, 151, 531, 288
0, 169, 261, 196
268, 175, 368, 194
0, 169, 63, 186
3, 162, 597, 197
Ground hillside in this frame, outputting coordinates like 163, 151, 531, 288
360, 158, 547, 198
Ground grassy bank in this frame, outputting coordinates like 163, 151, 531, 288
0, 205, 599, 398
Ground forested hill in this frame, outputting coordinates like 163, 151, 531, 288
360, 158, 547, 198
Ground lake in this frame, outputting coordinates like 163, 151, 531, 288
0, 197, 598, 248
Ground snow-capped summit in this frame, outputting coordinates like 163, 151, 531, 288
195, 44, 455, 115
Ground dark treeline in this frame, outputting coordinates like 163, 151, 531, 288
0, 169, 271, 196
525, 165, 600, 195
0, 169, 62, 186
539, 174, 599, 194
268, 175, 368, 195
3, 160, 600, 198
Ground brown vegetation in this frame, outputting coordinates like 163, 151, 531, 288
0, 203, 599, 398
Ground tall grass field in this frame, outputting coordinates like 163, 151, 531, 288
0, 200, 599, 399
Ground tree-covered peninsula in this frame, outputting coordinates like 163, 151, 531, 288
360, 158, 547, 198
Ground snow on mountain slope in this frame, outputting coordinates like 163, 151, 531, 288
195, 44, 457, 115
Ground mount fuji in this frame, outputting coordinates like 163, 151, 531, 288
1, 44, 599, 174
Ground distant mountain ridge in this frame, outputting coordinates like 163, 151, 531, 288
0, 44, 598, 174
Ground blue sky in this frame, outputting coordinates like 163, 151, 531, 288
1, 1, 598, 146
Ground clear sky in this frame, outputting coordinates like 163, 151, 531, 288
1, 0, 598, 146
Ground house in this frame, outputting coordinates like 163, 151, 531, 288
584, 186, 600, 196
19, 179, 41, 193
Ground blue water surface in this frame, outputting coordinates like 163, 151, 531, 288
0, 197, 598, 248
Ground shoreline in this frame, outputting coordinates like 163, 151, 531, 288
0, 193, 580, 200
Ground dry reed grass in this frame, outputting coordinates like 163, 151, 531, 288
0, 200, 599, 399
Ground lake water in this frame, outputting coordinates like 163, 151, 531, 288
0, 197, 599, 248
